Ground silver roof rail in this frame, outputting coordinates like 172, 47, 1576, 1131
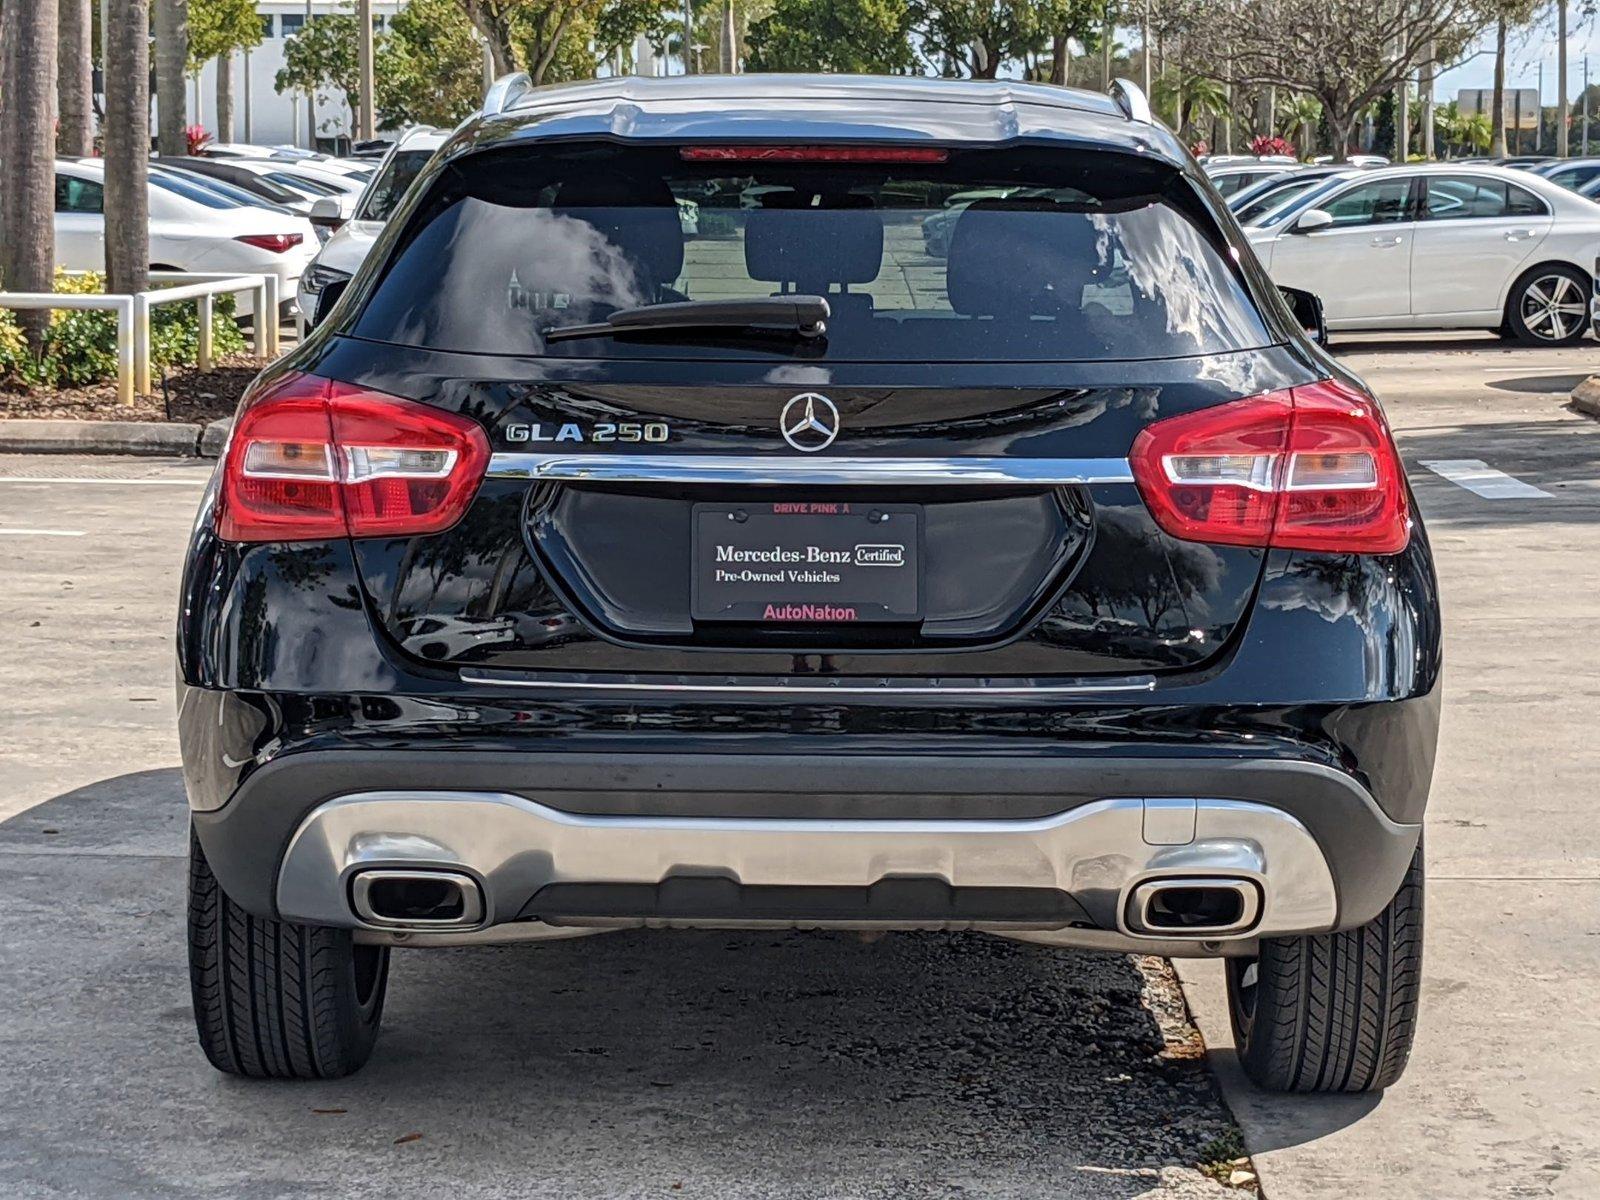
482, 71, 533, 117
1109, 78, 1153, 124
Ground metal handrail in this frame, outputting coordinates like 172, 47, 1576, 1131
0, 292, 137, 404
1, 271, 278, 402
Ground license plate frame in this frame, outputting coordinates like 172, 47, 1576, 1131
691, 501, 923, 624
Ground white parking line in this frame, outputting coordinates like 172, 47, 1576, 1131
0, 528, 87, 537
0, 477, 205, 486
1417, 459, 1554, 499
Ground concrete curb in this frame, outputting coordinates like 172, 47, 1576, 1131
1571, 375, 1600, 418
0, 416, 233, 458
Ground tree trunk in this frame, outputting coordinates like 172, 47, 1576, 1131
58, 0, 94, 156
1100, 12, 1112, 90
1490, 16, 1507, 157
458, 0, 518, 75
1420, 40, 1435, 159
216, 53, 234, 144
1, 0, 60, 353
105, 0, 150, 296
1051, 34, 1068, 86
1557, 0, 1569, 156
154, 0, 189, 155
719, 0, 735, 72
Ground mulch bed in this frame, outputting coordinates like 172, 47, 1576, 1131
0, 355, 262, 424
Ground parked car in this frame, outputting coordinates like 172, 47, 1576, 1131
1531, 157, 1600, 193
1205, 162, 1299, 198
1234, 172, 1360, 227
296, 127, 449, 324
1310, 154, 1390, 167
202, 143, 375, 179
921, 186, 1017, 255
182, 74, 1439, 1094
53, 159, 316, 318
1227, 166, 1359, 224
154, 156, 316, 215
1245, 163, 1599, 344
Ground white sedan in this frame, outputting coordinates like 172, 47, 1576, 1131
1244, 163, 1599, 345
53, 159, 317, 318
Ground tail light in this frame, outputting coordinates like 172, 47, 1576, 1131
1130, 379, 1409, 554
235, 232, 303, 253
217, 372, 490, 542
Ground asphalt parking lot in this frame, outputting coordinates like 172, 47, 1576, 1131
1, 333, 1597, 1198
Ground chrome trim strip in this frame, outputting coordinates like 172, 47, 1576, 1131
277, 792, 1342, 940
455, 669, 1159, 697
486, 452, 1134, 487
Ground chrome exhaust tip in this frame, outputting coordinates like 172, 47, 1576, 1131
1126, 877, 1262, 937
349, 868, 486, 929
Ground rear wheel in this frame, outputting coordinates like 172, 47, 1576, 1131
1504, 265, 1592, 346
187, 828, 389, 1079
1225, 845, 1422, 1093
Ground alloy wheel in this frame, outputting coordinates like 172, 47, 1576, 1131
1519, 273, 1588, 342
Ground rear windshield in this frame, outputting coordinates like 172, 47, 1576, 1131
351, 143, 1273, 362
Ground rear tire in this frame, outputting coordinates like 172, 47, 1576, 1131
1504, 264, 1592, 346
188, 828, 389, 1079
1225, 845, 1422, 1093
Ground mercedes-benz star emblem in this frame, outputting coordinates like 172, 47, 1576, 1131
780, 392, 840, 453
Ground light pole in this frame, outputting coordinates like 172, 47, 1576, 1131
356, 0, 375, 141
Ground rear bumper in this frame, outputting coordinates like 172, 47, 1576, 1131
191, 744, 1421, 949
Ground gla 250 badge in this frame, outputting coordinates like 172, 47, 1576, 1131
503, 421, 670, 444
505, 394, 839, 449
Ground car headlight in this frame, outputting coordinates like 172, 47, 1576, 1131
301, 264, 351, 296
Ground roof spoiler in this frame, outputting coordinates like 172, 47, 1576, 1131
482, 71, 533, 117
1109, 78, 1152, 124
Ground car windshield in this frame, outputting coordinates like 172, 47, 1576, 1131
161, 169, 288, 211
266, 172, 338, 198
1239, 178, 1339, 226
150, 171, 251, 209
1253, 175, 1355, 227
353, 143, 1274, 363
355, 149, 436, 222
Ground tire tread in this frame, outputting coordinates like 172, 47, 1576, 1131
1231, 845, 1423, 1093
187, 829, 387, 1079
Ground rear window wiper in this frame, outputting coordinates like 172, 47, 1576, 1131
542, 296, 829, 344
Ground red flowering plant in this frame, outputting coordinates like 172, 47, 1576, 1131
1250, 135, 1295, 158
185, 125, 213, 155
1189, 138, 1211, 157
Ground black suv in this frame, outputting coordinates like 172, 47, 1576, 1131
179, 75, 1440, 1091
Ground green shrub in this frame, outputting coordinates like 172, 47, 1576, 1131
1, 269, 246, 389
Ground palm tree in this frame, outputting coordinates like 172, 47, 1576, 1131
1434, 99, 1462, 156
155, 0, 190, 155
1152, 70, 1227, 140
1280, 93, 1322, 159
105, 0, 151, 296
58, 0, 95, 156
0, 0, 61, 355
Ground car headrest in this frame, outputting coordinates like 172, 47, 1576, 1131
945, 198, 1102, 318
551, 171, 684, 289
745, 197, 884, 289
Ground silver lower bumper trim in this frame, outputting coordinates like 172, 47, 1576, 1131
277, 792, 1339, 947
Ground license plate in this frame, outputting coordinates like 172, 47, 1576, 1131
691, 502, 922, 623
